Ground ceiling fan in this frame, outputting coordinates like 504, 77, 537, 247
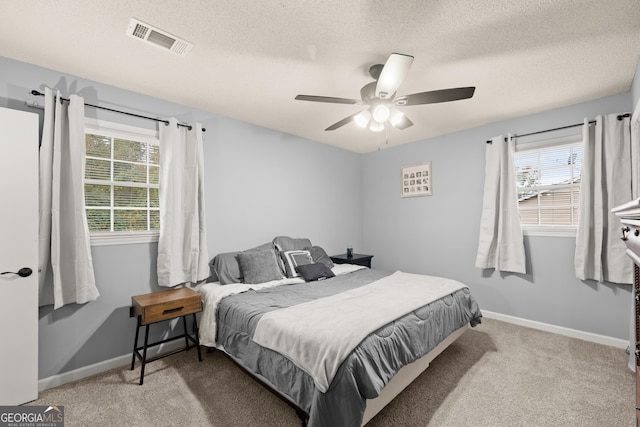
295, 53, 475, 132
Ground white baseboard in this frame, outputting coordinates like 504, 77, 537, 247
482, 310, 629, 349
38, 341, 184, 392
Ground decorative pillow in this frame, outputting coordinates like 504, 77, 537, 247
295, 263, 336, 282
211, 242, 275, 285
305, 246, 334, 269
237, 250, 284, 284
280, 250, 313, 278
273, 237, 313, 275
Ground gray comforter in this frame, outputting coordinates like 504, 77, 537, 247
215, 268, 482, 427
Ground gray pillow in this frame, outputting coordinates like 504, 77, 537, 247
207, 259, 219, 283
305, 246, 334, 269
272, 236, 313, 252
211, 252, 242, 285
211, 242, 275, 285
237, 250, 284, 284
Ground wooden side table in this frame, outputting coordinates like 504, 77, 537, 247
330, 253, 374, 268
130, 287, 203, 385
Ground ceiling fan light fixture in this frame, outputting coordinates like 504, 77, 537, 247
369, 121, 384, 132
295, 53, 475, 135
389, 109, 405, 127
372, 105, 390, 123
354, 110, 372, 128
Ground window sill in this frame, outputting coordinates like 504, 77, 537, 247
90, 231, 159, 246
522, 225, 577, 238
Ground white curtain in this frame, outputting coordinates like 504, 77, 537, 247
157, 118, 209, 287
475, 135, 527, 274
574, 114, 633, 284
38, 88, 100, 309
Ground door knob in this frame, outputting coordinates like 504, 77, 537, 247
1, 267, 33, 277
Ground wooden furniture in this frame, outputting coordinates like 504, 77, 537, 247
613, 198, 640, 425
130, 287, 203, 385
330, 253, 373, 268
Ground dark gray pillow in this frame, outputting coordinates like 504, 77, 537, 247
237, 250, 284, 284
212, 242, 274, 285
305, 246, 334, 269
296, 263, 336, 282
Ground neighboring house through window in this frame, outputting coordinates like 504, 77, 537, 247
514, 133, 582, 237
84, 118, 160, 245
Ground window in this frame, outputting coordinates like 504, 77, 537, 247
84, 119, 160, 245
514, 134, 582, 237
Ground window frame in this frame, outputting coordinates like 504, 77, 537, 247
84, 118, 160, 246
515, 133, 583, 238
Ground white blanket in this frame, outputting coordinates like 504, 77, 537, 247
197, 264, 366, 346
197, 277, 302, 347
252, 270, 467, 392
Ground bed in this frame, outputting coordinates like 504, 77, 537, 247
197, 237, 482, 427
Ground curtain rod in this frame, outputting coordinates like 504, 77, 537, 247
485, 113, 631, 144
30, 90, 206, 132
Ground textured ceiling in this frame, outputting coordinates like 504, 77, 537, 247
1, 0, 640, 153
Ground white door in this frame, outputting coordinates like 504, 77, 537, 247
0, 107, 39, 405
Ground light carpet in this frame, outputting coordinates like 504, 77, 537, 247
26, 318, 634, 426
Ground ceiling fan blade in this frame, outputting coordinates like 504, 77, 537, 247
295, 95, 362, 105
375, 53, 414, 100
325, 112, 361, 131
394, 87, 475, 106
392, 114, 413, 130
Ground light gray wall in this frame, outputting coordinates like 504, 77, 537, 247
361, 92, 634, 340
204, 118, 362, 255
0, 56, 362, 379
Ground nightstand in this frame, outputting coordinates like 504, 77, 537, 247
130, 287, 202, 385
330, 253, 374, 268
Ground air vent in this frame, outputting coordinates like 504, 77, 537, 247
126, 18, 194, 56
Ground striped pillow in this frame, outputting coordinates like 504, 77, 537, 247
280, 250, 313, 278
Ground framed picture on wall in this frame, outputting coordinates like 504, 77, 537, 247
401, 161, 432, 198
